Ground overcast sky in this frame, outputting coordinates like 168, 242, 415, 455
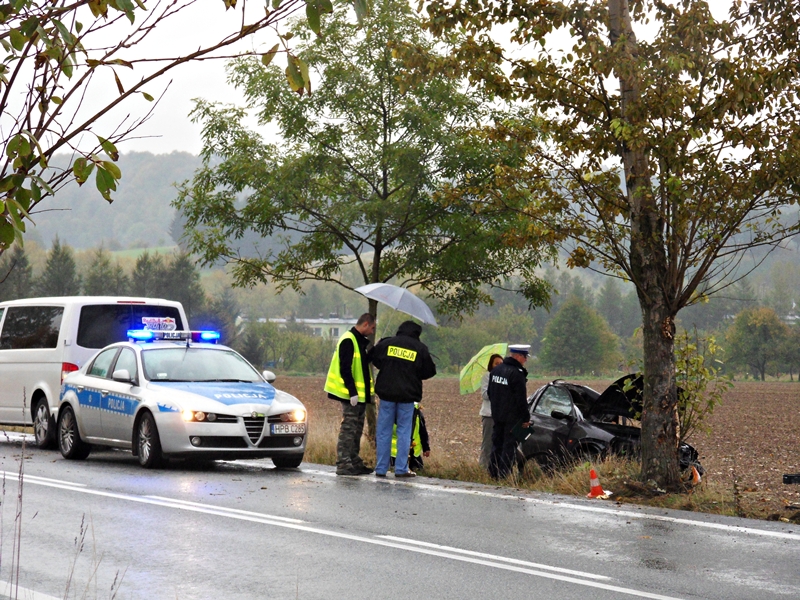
97, 0, 288, 156
115, 0, 734, 156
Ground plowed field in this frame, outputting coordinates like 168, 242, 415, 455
278, 376, 800, 519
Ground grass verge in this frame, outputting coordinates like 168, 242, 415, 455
303, 415, 799, 523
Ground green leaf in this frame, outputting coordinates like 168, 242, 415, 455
52, 96, 63, 105
20, 16, 39, 36
272, 0, 281, 9
6, 135, 20, 158
72, 157, 94, 185
298, 56, 310, 94
9, 28, 27, 52
116, 0, 136, 23
95, 166, 117, 201
102, 160, 122, 180
306, 1, 321, 36
76, 21, 84, 34
88, 0, 108, 18
142, 91, 154, 101
97, 136, 119, 161
353, 0, 369, 24
31, 174, 54, 196
261, 44, 280, 67
53, 19, 76, 46
62, 53, 74, 78
0, 222, 15, 250
17, 137, 31, 158
285, 54, 305, 93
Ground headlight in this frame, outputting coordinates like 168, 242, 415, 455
182, 411, 213, 422
280, 410, 306, 422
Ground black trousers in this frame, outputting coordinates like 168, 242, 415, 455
489, 420, 516, 479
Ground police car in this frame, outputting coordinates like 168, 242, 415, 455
57, 330, 307, 469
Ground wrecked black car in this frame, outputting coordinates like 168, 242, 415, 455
519, 375, 703, 473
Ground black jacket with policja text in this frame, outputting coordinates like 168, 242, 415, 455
372, 321, 437, 403
487, 356, 529, 425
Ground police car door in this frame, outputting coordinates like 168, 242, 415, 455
526, 385, 575, 459
100, 347, 141, 446
77, 347, 121, 439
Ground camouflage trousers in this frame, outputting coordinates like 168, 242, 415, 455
336, 401, 367, 470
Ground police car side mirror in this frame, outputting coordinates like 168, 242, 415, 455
262, 370, 276, 383
112, 369, 134, 384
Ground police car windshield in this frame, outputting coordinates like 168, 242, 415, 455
141, 347, 261, 383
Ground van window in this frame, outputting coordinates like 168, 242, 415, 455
0, 306, 64, 349
77, 305, 184, 349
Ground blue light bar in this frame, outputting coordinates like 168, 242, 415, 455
128, 329, 155, 341
126, 330, 221, 344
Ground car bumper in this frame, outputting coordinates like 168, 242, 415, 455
155, 412, 307, 457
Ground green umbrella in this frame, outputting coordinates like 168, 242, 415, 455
459, 343, 508, 395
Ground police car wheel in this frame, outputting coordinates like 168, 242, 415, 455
272, 453, 304, 469
137, 412, 164, 469
33, 397, 57, 450
58, 406, 91, 460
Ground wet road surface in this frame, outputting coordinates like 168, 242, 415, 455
0, 433, 798, 599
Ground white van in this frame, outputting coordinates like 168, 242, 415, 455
0, 296, 189, 448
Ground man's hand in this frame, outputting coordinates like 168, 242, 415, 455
350, 395, 359, 406
522, 422, 530, 428
423, 451, 430, 457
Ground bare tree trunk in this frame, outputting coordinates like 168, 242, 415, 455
609, 0, 680, 488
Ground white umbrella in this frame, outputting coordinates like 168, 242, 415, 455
354, 283, 438, 326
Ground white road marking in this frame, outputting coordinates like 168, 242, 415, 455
8, 474, 686, 600
378, 535, 609, 579
145, 495, 305, 523
0, 580, 61, 600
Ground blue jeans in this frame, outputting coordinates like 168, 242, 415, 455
376, 400, 415, 475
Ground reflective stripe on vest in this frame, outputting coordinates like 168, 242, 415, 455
323, 330, 373, 402
391, 406, 422, 458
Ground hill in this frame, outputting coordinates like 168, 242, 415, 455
28, 152, 201, 249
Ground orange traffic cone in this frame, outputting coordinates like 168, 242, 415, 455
691, 466, 702, 485
587, 468, 610, 499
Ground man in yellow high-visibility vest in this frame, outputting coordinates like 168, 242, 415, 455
324, 313, 376, 476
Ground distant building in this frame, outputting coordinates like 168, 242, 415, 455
268, 317, 357, 338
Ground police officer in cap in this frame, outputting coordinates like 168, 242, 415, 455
487, 344, 531, 479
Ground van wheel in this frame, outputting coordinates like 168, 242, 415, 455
136, 412, 164, 469
58, 406, 91, 460
33, 397, 57, 449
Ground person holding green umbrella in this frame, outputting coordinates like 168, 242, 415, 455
459, 343, 507, 470
479, 352, 505, 470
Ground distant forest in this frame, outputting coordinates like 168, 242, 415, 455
28, 152, 201, 250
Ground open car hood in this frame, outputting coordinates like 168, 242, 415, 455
588, 374, 645, 419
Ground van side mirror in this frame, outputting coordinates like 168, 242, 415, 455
112, 369, 134, 384
262, 370, 276, 383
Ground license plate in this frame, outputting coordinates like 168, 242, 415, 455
271, 423, 306, 435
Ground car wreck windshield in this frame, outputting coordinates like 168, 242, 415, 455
142, 347, 261, 383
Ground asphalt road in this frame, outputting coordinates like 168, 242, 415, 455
0, 433, 798, 600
